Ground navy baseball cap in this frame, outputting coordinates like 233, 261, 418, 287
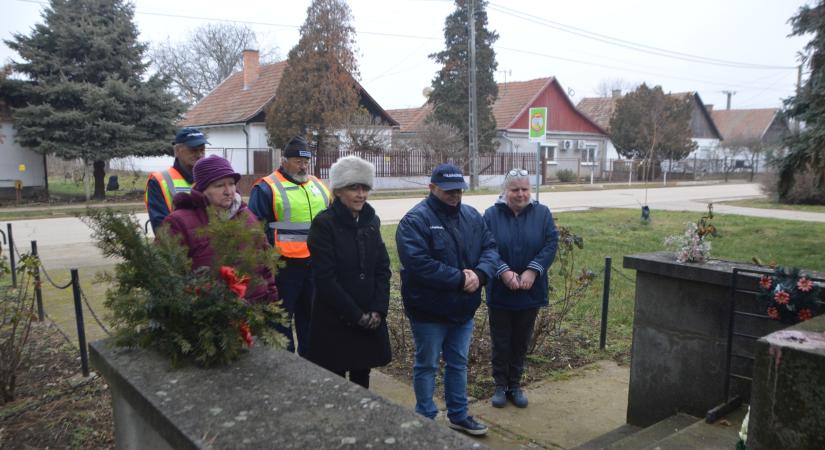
283, 135, 313, 158
174, 128, 210, 147
430, 163, 468, 191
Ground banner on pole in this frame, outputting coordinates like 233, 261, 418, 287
529, 107, 547, 142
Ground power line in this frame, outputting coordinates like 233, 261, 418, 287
15, 0, 440, 41
487, 2, 796, 70
495, 45, 793, 93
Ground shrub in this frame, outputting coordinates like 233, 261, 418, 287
0, 253, 40, 403
556, 169, 576, 183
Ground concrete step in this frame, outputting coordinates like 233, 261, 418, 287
571, 424, 641, 450
603, 413, 699, 450
645, 406, 746, 450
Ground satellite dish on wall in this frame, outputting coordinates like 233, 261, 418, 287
422, 87, 434, 98
568, 87, 575, 97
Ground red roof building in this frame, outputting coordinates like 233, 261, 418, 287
389, 77, 610, 182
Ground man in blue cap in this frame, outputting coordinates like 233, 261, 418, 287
395, 163, 501, 436
144, 127, 208, 232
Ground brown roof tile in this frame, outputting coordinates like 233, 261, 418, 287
389, 77, 606, 135
711, 108, 781, 142
576, 97, 617, 130
493, 77, 553, 128
181, 61, 397, 127
389, 78, 557, 131
386, 104, 432, 132
181, 61, 287, 127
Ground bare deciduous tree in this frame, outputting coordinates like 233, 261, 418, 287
593, 77, 639, 97
344, 111, 390, 154
151, 23, 280, 105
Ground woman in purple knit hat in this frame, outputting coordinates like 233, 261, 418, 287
161, 155, 278, 304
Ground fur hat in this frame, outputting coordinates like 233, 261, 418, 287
329, 155, 375, 190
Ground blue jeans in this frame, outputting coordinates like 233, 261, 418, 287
409, 318, 474, 423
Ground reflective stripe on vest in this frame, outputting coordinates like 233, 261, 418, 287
144, 167, 192, 212
260, 172, 330, 259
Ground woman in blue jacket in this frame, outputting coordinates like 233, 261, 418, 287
483, 169, 559, 408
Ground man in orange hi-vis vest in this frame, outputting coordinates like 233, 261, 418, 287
144, 127, 207, 232
249, 135, 330, 356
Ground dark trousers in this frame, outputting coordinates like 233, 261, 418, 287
489, 306, 539, 388
333, 369, 371, 389
274, 259, 313, 357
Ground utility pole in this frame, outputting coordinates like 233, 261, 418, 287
722, 90, 736, 110
795, 63, 803, 133
467, 0, 479, 190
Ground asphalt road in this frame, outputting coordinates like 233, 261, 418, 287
4, 182, 821, 270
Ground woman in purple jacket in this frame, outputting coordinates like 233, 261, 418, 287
483, 169, 559, 409
162, 155, 278, 304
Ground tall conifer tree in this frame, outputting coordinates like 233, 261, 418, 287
5, 0, 183, 200
778, 1, 825, 203
429, 0, 499, 155
266, 0, 362, 151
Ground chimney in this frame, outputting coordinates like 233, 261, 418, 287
243, 49, 260, 90
705, 104, 713, 113
611, 89, 621, 98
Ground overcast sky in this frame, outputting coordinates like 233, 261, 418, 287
1, 0, 813, 112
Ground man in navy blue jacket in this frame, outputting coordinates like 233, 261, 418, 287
396, 163, 502, 436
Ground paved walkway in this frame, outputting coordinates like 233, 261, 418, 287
371, 361, 629, 449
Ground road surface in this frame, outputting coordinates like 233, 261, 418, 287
5, 182, 822, 270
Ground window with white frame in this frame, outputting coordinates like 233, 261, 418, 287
541, 144, 557, 163
581, 145, 597, 164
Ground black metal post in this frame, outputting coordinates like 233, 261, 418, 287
31, 241, 44, 321
71, 269, 89, 377
599, 256, 612, 350
7, 223, 16, 288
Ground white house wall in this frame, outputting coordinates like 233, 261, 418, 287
111, 124, 271, 175
0, 121, 46, 188
686, 138, 721, 159
496, 130, 609, 177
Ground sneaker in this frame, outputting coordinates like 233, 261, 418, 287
491, 385, 507, 408
448, 415, 488, 436
508, 387, 528, 408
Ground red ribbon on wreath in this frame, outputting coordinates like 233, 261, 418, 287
219, 266, 250, 299
238, 321, 254, 347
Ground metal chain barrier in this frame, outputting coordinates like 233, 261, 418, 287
42, 311, 75, 346
38, 262, 74, 290
79, 285, 111, 336
610, 265, 637, 284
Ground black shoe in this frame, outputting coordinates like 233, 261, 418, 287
448, 415, 488, 436
491, 385, 507, 408
508, 387, 528, 408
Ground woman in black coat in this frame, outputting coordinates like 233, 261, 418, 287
306, 156, 391, 388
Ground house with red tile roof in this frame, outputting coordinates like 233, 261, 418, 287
577, 91, 723, 162
388, 77, 611, 182
114, 50, 397, 175
710, 107, 788, 173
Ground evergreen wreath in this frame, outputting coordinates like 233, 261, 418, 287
757, 266, 823, 325
84, 208, 288, 367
